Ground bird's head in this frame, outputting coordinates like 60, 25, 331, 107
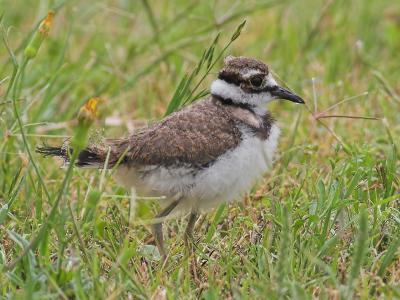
211, 56, 304, 112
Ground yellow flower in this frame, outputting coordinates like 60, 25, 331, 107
38, 11, 55, 36
78, 97, 101, 122
24, 11, 55, 60
72, 97, 102, 151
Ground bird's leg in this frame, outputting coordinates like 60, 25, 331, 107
184, 211, 199, 281
152, 199, 180, 261
184, 211, 198, 247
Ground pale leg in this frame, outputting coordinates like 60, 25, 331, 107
152, 199, 180, 260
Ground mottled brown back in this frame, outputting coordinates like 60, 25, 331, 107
118, 98, 243, 168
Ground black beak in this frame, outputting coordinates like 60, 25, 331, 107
269, 86, 305, 104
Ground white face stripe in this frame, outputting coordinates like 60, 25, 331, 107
210, 78, 278, 113
265, 73, 278, 87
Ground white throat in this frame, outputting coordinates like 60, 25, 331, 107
210, 79, 274, 115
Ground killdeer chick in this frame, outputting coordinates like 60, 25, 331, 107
37, 56, 304, 258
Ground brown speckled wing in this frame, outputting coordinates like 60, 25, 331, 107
118, 99, 243, 168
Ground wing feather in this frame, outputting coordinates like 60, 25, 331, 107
119, 99, 242, 168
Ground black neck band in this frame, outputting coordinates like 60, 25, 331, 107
213, 94, 256, 113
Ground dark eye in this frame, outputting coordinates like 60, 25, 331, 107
250, 76, 263, 88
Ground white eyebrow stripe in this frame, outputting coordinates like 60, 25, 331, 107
242, 69, 264, 79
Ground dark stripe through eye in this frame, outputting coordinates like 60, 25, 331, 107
218, 73, 242, 86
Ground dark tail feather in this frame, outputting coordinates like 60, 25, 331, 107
76, 148, 103, 167
36, 144, 104, 168
36, 145, 67, 157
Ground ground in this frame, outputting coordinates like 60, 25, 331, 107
0, 0, 399, 299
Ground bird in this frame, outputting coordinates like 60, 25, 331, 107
36, 55, 304, 259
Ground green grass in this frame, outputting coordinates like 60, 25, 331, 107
1, 0, 400, 299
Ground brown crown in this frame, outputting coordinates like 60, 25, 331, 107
218, 56, 269, 85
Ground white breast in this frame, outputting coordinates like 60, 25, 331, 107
186, 124, 280, 212
114, 124, 280, 214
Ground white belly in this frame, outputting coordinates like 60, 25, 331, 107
114, 124, 280, 214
